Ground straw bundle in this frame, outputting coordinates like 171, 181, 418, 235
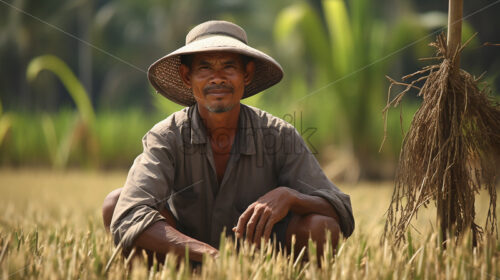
382, 33, 499, 244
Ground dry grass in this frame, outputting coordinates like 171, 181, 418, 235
0, 168, 499, 279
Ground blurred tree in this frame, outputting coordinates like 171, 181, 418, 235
273, 0, 433, 180
1, 0, 497, 112
0, 0, 497, 171
0, 0, 291, 112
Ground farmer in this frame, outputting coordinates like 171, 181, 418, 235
102, 20, 354, 263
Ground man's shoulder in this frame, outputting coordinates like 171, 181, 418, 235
241, 104, 296, 133
242, 104, 309, 157
149, 107, 191, 135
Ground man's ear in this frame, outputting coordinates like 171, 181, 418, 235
244, 60, 255, 86
179, 64, 192, 88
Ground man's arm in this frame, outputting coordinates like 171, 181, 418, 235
233, 125, 354, 244
134, 220, 218, 262
233, 187, 339, 243
111, 128, 218, 262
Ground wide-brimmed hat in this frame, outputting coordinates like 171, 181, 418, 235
147, 20, 284, 106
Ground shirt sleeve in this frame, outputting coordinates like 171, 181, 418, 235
277, 127, 355, 237
110, 129, 176, 252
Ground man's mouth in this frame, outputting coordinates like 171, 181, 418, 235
204, 85, 233, 97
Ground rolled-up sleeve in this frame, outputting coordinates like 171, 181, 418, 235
110, 129, 176, 251
277, 128, 355, 237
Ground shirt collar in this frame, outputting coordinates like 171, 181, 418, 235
189, 104, 208, 144
236, 105, 256, 155
188, 104, 256, 155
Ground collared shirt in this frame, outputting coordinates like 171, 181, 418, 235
111, 104, 355, 251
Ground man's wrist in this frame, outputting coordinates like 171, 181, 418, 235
285, 188, 336, 218
285, 187, 302, 213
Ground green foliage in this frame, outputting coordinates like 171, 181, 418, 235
0, 110, 162, 168
0, 99, 12, 147
40, 113, 75, 169
27, 55, 95, 127
273, 0, 429, 179
95, 109, 166, 167
26, 55, 98, 168
0, 112, 49, 166
152, 91, 184, 115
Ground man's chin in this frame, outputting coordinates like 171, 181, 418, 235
206, 103, 235, 113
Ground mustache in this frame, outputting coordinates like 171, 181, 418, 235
203, 84, 234, 95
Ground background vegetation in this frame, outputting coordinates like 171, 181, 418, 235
0, 0, 499, 179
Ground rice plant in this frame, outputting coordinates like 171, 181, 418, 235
0, 169, 498, 279
26, 55, 98, 169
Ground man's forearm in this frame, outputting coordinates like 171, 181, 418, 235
134, 221, 218, 262
289, 189, 340, 221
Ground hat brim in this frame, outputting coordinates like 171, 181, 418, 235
147, 35, 284, 107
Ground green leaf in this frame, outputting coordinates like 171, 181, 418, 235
274, 3, 307, 44
27, 55, 96, 128
41, 113, 78, 169
0, 115, 11, 147
323, 0, 354, 75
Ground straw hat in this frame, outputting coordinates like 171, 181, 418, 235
147, 20, 284, 106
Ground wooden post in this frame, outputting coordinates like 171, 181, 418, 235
447, 0, 463, 69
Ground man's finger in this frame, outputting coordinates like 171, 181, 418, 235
245, 207, 263, 243
253, 209, 271, 243
235, 206, 254, 238
263, 216, 277, 241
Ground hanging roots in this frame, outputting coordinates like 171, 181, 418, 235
382, 34, 500, 245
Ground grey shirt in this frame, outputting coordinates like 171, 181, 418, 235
111, 104, 354, 251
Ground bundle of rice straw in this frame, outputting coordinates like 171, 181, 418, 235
382, 0, 499, 245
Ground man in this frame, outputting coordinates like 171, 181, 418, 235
103, 20, 354, 263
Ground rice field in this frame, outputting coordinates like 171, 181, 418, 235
0, 169, 498, 279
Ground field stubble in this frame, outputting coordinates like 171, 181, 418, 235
0, 169, 498, 279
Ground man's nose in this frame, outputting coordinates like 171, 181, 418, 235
209, 69, 227, 84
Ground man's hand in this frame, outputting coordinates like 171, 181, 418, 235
232, 187, 298, 244
134, 218, 219, 263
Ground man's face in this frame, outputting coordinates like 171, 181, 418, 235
180, 51, 254, 114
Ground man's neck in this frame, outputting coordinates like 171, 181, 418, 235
198, 103, 240, 142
